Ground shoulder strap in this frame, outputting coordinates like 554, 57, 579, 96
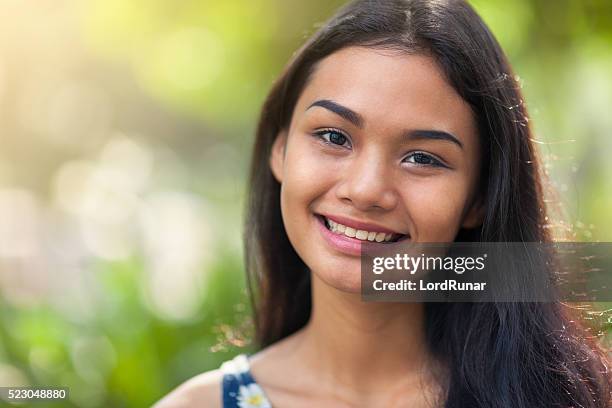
220, 354, 271, 407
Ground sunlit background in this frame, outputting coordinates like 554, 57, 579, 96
0, 0, 611, 406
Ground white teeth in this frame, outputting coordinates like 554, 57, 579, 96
325, 217, 399, 243
355, 230, 368, 240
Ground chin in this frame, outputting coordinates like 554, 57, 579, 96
313, 265, 362, 294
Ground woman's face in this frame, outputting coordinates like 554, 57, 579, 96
270, 46, 483, 293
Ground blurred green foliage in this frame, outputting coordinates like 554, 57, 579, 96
0, 0, 610, 407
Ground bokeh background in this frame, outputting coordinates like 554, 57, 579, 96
0, 0, 610, 406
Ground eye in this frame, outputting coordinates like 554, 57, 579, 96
314, 128, 352, 148
403, 152, 446, 167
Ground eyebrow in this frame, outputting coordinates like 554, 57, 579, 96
308, 99, 365, 128
306, 99, 464, 149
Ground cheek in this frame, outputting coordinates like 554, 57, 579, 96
280, 137, 345, 211
278, 139, 335, 254
401, 175, 471, 241
280, 142, 333, 210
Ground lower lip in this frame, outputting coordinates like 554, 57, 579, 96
315, 215, 372, 257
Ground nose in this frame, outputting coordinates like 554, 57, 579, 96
335, 151, 399, 211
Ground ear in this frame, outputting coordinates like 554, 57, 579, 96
269, 130, 288, 183
461, 195, 485, 229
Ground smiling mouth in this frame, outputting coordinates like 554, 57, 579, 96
316, 215, 408, 243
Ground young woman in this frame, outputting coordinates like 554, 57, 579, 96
156, 0, 611, 406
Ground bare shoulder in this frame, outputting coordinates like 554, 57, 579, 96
152, 368, 223, 408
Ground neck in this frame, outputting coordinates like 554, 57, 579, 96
296, 273, 434, 393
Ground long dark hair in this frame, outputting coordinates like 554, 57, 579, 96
244, 0, 611, 406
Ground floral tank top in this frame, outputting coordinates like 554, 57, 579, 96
221, 354, 273, 408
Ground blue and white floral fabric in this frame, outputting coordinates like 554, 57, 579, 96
221, 354, 272, 408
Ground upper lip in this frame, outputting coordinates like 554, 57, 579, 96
318, 213, 407, 236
